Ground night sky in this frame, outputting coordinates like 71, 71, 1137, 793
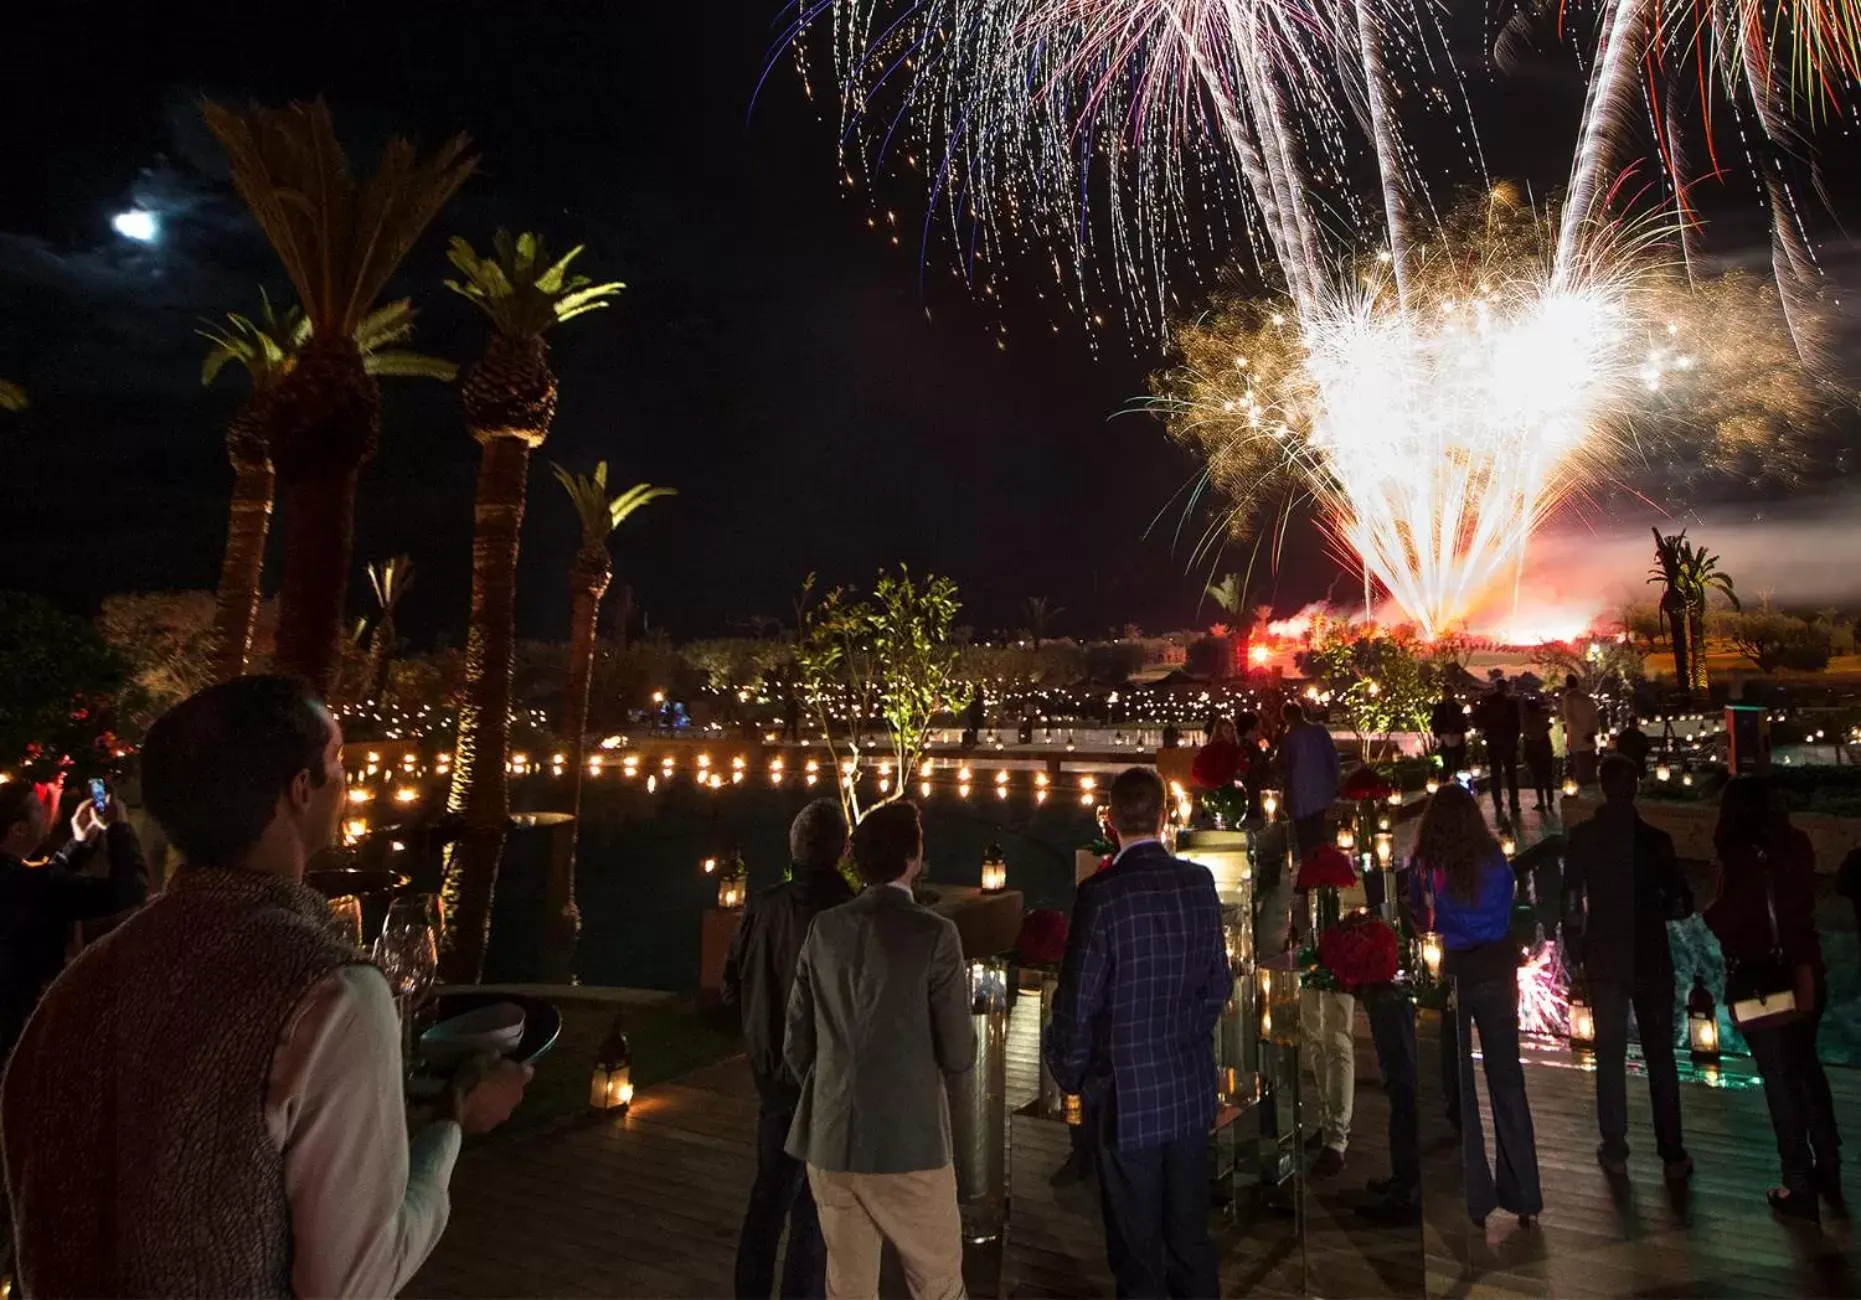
3, 1, 1857, 648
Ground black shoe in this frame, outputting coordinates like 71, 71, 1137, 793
1768, 1188, 1819, 1221
1815, 1165, 1847, 1216
1596, 1145, 1629, 1178
1312, 1147, 1347, 1179
1663, 1156, 1694, 1184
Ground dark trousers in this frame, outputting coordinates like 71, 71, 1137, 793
735, 1106, 826, 1300
1291, 812, 1329, 862
1487, 745, 1521, 814
1745, 984, 1842, 1196
1456, 978, 1543, 1219
1365, 986, 1419, 1203
1438, 743, 1467, 777
1523, 739, 1555, 805
1094, 1118, 1218, 1299
1593, 979, 1686, 1163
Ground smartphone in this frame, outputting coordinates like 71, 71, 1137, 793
88, 777, 108, 815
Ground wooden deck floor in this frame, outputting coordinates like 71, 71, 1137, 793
410, 986, 1857, 1299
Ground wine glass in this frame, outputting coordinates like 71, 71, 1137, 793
374, 896, 439, 1070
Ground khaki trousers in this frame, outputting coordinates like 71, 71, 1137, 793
1301, 987, 1356, 1151
805, 1162, 966, 1300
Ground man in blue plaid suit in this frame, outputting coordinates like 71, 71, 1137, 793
1046, 767, 1229, 1298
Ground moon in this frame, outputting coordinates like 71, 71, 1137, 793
111, 210, 159, 243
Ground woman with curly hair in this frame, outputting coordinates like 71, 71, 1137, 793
1411, 782, 1543, 1229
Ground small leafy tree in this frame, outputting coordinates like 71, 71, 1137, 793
1295, 634, 1436, 761
795, 568, 961, 825
0, 593, 128, 776
1722, 608, 1833, 673
1021, 596, 1063, 649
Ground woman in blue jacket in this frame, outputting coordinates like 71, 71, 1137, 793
1413, 783, 1543, 1228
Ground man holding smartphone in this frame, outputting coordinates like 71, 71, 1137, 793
0, 779, 149, 1061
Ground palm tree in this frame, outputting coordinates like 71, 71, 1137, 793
202, 98, 474, 695
363, 554, 417, 703
439, 231, 623, 983
1207, 573, 1244, 617
545, 463, 673, 971
1648, 529, 1691, 692
200, 295, 453, 681
0, 381, 25, 412
1675, 536, 1739, 694
1022, 595, 1063, 649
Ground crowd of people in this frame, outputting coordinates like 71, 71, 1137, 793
0, 671, 1846, 1299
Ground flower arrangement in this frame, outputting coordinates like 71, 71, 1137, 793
1339, 765, 1396, 803
1300, 908, 1400, 992
1295, 845, 1357, 892
1013, 908, 1070, 969
1191, 741, 1243, 791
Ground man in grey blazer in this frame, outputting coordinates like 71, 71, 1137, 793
784, 801, 975, 1300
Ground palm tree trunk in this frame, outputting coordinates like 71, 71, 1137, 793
1664, 597, 1691, 695
367, 611, 396, 702
440, 433, 532, 984
541, 551, 611, 981
212, 436, 275, 681
1686, 604, 1711, 694
272, 467, 359, 695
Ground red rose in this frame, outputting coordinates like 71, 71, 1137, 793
1296, 845, 1358, 891
1317, 911, 1400, 991
1014, 908, 1070, 968
1191, 740, 1243, 791
1340, 766, 1395, 802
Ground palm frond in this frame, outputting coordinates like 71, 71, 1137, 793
355, 298, 421, 352
367, 554, 417, 612
363, 350, 457, 381
198, 296, 304, 390
446, 231, 624, 338
0, 380, 26, 413
202, 97, 476, 338
552, 460, 673, 548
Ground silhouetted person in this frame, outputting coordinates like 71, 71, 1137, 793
0, 782, 147, 1063
1048, 769, 1227, 1298
1706, 777, 1843, 1220
1614, 717, 1651, 777
1278, 702, 1341, 860
1472, 678, 1522, 822
962, 690, 985, 749
1521, 698, 1556, 812
1430, 689, 1467, 778
1561, 675, 1601, 786
725, 799, 855, 1299
1565, 755, 1694, 1182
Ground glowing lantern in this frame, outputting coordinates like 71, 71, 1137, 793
980, 843, 1008, 894
589, 1013, 634, 1113
394, 786, 418, 805
1335, 825, 1356, 853
1567, 977, 1596, 1050
1562, 776, 1579, 798
716, 852, 748, 910
1655, 762, 1672, 782
1687, 974, 1721, 1063
1500, 834, 1517, 860
1386, 790, 1403, 808
1424, 776, 1440, 796
1419, 931, 1444, 981
1373, 832, 1394, 868
1259, 788, 1281, 820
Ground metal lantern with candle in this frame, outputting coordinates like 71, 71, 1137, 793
1335, 824, 1356, 853
1562, 775, 1579, 798
589, 1011, 634, 1112
716, 850, 748, 910
980, 842, 1008, 894
1424, 775, 1441, 796
1259, 787, 1280, 821
1567, 973, 1597, 1051
1418, 930, 1444, 982
1687, 973, 1721, 1063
